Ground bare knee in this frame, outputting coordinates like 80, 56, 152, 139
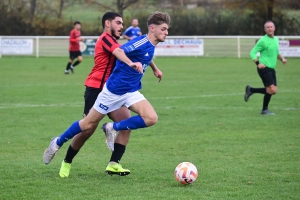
77, 56, 83, 62
266, 86, 277, 95
79, 119, 98, 134
142, 113, 158, 126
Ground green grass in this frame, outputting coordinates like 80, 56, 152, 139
0, 57, 299, 199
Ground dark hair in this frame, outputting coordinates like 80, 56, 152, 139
147, 11, 171, 27
74, 21, 81, 26
102, 12, 122, 28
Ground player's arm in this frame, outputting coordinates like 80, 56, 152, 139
150, 60, 162, 82
112, 48, 143, 73
277, 54, 287, 65
69, 31, 78, 43
122, 34, 131, 40
250, 39, 265, 69
122, 27, 132, 40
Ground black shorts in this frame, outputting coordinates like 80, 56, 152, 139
257, 67, 277, 87
69, 51, 82, 60
83, 86, 102, 116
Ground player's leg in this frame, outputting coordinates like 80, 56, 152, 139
105, 106, 131, 176
103, 94, 157, 133
44, 108, 106, 165
59, 87, 100, 177
244, 67, 268, 102
65, 51, 74, 74
258, 68, 276, 114
70, 52, 83, 73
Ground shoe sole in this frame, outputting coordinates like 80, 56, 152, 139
43, 137, 58, 165
244, 85, 251, 102
106, 170, 130, 176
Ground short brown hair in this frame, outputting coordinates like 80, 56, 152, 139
147, 11, 171, 27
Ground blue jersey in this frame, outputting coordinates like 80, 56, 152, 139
106, 35, 155, 95
123, 26, 141, 39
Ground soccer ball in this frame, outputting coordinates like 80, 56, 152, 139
174, 162, 198, 185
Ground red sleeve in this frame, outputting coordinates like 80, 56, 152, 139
69, 30, 78, 43
102, 35, 120, 53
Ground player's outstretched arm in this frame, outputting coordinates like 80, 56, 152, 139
277, 54, 287, 65
112, 48, 143, 73
150, 61, 162, 82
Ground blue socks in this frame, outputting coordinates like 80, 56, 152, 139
56, 121, 82, 147
113, 116, 147, 131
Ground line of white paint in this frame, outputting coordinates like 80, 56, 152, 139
0, 90, 299, 109
0, 102, 83, 109
149, 90, 300, 100
162, 106, 300, 111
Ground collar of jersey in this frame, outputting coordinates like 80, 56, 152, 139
146, 34, 155, 47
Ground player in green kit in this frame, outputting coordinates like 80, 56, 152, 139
244, 20, 287, 115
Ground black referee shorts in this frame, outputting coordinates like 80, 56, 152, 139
83, 86, 102, 116
257, 67, 277, 87
69, 51, 82, 60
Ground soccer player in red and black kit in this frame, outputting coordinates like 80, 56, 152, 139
51, 12, 143, 177
65, 21, 85, 74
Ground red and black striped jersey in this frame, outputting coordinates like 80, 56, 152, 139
84, 32, 120, 89
69, 29, 81, 51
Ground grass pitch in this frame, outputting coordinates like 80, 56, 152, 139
0, 57, 299, 199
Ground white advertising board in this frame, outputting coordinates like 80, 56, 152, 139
279, 40, 300, 57
155, 39, 204, 56
0, 39, 33, 55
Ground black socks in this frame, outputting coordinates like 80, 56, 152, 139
72, 60, 81, 67
66, 62, 72, 70
110, 143, 126, 163
263, 93, 272, 111
64, 145, 79, 163
250, 87, 266, 94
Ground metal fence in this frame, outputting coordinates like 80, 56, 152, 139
1, 35, 300, 58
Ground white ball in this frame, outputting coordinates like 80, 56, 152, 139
174, 162, 198, 185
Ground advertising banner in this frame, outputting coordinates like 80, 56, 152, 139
1, 39, 33, 55
279, 40, 300, 57
81, 39, 97, 55
155, 39, 204, 56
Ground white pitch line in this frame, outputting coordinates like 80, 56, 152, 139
149, 90, 300, 100
0, 90, 299, 109
149, 93, 243, 100
162, 106, 300, 111
0, 103, 83, 109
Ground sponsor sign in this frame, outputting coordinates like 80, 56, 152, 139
279, 40, 300, 57
155, 39, 204, 56
0, 39, 33, 55
81, 39, 96, 55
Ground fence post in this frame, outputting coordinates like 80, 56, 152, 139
36, 36, 39, 58
0, 36, 2, 58
237, 36, 241, 58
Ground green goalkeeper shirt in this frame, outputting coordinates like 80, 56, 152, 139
250, 34, 280, 69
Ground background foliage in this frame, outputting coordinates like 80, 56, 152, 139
1, 0, 300, 35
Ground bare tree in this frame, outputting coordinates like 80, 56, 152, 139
85, 0, 140, 16
116, 0, 139, 16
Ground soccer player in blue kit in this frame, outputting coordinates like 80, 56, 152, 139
44, 11, 171, 176
123, 19, 142, 41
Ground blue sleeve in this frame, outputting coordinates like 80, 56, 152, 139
123, 27, 132, 36
121, 38, 144, 54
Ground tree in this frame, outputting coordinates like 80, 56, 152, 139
84, 0, 140, 16
222, 0, 277, 21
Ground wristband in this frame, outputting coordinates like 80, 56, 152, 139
255, 61, 259, 66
